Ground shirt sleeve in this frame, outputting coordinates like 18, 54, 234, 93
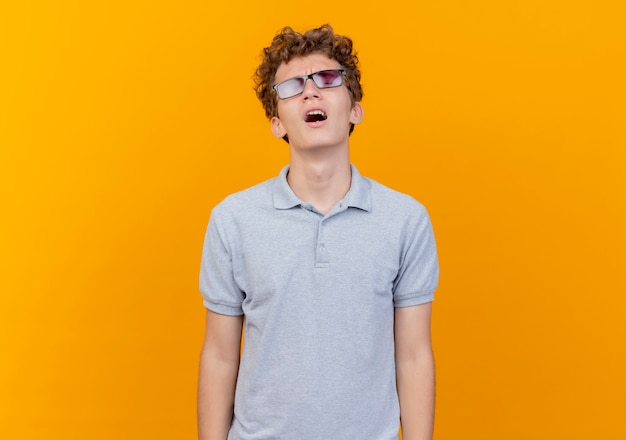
392, 205, 440, 307
199, 206, 245, 316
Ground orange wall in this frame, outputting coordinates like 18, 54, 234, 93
1, 1, 624, 439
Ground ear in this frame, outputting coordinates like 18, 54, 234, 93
349, 102, 364, 125
271, 116, 287, 139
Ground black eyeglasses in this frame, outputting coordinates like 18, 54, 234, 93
272, 69, 345, 99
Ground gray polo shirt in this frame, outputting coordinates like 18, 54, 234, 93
200, 165, 439, 440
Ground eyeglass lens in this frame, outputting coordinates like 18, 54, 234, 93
275, 70, 343, 99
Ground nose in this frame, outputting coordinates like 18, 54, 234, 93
301, 77, 320, 99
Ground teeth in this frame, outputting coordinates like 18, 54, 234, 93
305, 109, 328, 123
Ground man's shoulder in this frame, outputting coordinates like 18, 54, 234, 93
365, 176, 428, 217
212, 177, 276, 217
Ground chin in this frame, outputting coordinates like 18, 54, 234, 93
291, 133, 348, 150
294, 139, 342, 150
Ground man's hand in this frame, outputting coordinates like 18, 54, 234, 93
395, 303, 435, 440
198, 309, 243, 440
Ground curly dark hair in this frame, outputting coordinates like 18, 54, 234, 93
254, 24, 363, 120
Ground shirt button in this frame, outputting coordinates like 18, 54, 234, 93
319, 245, 326, 252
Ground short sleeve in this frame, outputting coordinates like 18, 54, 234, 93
199, 207, 245, 315
392, 207, 440, 307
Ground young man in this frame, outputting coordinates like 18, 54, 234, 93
198, 25, 439, 440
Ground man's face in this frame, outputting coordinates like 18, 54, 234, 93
271, 53, 363, 152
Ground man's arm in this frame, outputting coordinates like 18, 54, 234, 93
198, 309, 243, 440
395, 302, 435, 440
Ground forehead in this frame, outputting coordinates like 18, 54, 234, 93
275, 53, 342, 82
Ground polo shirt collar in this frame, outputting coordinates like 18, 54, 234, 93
273, 164, 371, 212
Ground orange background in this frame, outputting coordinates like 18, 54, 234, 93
1, 1, 624, 439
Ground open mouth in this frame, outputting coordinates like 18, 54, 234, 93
305, 110, 327, 123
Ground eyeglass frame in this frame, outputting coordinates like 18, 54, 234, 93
271, 69, 346, 100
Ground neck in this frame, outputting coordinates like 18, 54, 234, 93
287, 148, 351, 215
